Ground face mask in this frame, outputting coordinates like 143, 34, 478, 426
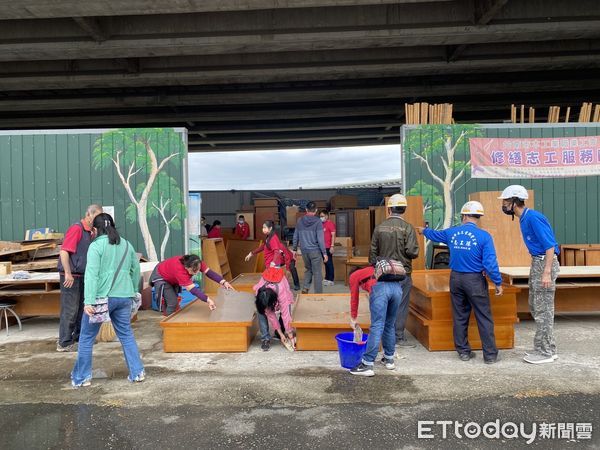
501, 205, 513, 216
320, 217, 326, 222
238, 220, 244, 224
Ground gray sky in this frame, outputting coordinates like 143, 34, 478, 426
188, 144, 401, 190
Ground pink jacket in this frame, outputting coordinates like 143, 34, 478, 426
253, 276, 295, 334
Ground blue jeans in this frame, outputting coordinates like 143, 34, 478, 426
71, 297, 144, 386
362, 282, 403, 365
258, 307, 289, 341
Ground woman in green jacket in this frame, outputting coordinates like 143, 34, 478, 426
71, 213, 144, 387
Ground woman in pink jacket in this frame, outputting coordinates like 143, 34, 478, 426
253, 252, 295, 352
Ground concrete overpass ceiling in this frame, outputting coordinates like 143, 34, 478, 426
0, 0, 599, 151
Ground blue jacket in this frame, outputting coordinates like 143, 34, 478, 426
519, 208, 560, 257
293, 215, 326, 254
423, 222, 502, 285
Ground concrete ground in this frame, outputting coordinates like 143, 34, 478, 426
1, 283, 599, 449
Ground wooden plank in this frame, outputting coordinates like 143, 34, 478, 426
226, 239, 262, 278
201, 238, 231, 294
469, 190, 534, 267
10, 292, 61, 316
404, 196, 426, 270
501, 265, 600, 280
12, 259, 58, 271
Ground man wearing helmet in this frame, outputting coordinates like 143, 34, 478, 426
417, 201, 503, 364
350, 193, 419, 376
498, 185, 559, 365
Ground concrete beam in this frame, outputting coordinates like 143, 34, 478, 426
188, 137, 400, 152
1, 20, 599, 62
189, 129, 398, 145
0, 0, 451, 20
1, 53, 599, 92
2, 76, 600, 112
72, 17, 108, 42
449, 0, 509, 61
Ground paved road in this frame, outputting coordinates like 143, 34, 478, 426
2, 394, 598, 449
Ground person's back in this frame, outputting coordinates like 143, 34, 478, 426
292, 202, 327, 294
370, 215, 419, 273
295, 214, 325, 252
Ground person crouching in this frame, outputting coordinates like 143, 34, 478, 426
253, 251, 295, 351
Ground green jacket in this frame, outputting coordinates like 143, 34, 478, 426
369, 215, 419, 274
84, 235, 141, 305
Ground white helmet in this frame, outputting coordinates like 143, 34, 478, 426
498, 185, 529, 200
460, 201, 485, 216
387, 194, 407, 207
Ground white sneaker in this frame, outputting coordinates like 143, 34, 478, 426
524, 349, 558, 360
523, 352, 555, 364
380, 357, 396, 370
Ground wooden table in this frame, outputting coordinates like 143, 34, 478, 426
291, 293, 370, 351
230, 272, 293, 294
560, 245, 600, 266
406, 270, 519, 351
160, 288, 258, 352
500, 266, 600, 315
0, 272, 61, 316
344, 256, 369, 285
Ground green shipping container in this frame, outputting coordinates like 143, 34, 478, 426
0, 128, 188, 260
402, 123, 600, 246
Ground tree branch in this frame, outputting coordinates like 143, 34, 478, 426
413, 151, 444, 186
157, 152, 179, 173
112, 151, 139, 207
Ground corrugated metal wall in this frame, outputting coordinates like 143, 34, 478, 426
402, 123, 600, 245
0, 129, 187, 259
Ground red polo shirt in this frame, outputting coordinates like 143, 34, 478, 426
157, 256, 208, 287
322, 220, 336, 249
61, 219, 92, 253
234, 222, 250, 240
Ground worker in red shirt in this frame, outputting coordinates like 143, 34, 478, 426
57, 204, 103, 352
150, 254, 234, 315
319, 210, 337, 286
246, 220, 301, 290
234, 215, 250, 240
207, 220, 222, 238
348, 265, 376, 329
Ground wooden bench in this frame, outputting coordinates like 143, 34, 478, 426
291, 293, 370, 351
500, 266, 600, 315
160, 288, 258, 352
406, 269, 519, 351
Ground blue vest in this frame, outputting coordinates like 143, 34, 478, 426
57, 223, 92, 274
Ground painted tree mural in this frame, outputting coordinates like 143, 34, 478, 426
405, 124, 482, 229
93, 128, 186, 261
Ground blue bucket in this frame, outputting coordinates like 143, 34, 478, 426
335, 332, 369, 369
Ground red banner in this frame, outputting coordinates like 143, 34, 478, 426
469, 136, 600, 179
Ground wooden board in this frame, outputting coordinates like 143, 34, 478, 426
292, 293, 370, 350
226, 239, 263, 278
9, 293, 61, 316
231, 272, 293, 293
353, 209, 372, 247
500, 265, 600, 283
469, 190, 534, 267
160, 289, 258, 352
407, 269, 519, 351
560, 245, 600, 266
201, 238, 232, 294
254, 206, 279, 239
404, 196, 426, 270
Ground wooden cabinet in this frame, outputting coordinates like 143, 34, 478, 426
334, 209, 354, 238
201, 238, 232, 294
353, 209, 371, 247
406, 270, 519, 351
254, 206, 279, 238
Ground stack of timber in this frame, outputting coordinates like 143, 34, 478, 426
0, 239, 62, 272
405, 102, 453, 125
509, 102, 599, 123
578, 102, 600, 122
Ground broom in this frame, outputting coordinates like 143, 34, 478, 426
97, 322, 116, 342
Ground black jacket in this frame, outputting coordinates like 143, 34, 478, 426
369, 215, 419, 274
